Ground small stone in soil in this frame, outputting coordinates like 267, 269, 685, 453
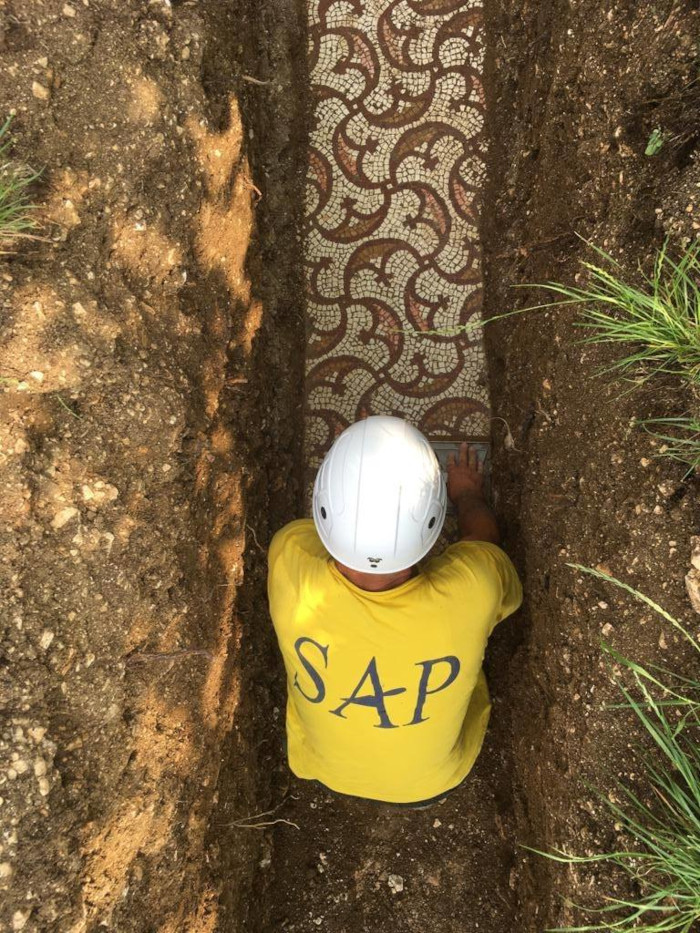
690, 536, 700, 571
52, 507, 79, 529
685, 568, 700, 614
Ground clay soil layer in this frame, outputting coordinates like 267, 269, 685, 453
0, 1, 305, 930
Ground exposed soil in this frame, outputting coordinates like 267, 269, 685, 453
0, 1, 305, 930
483, 0, 700, 928
2, 1, 700, 932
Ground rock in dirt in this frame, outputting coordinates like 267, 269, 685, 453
685, 568, 700, 615
50, 507, 79, 530
12, 910, 29, 932
690, 536, 700, 571
31, 81, 50, 100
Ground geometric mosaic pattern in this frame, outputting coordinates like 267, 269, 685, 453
304, 0, 489, 488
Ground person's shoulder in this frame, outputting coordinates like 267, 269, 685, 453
429, 539, 517, 581
426, 539, 523, 623
270, 518, 314, 547
443, 538, 512, 562
269, 519, 325, 567
269, 518, 316, 552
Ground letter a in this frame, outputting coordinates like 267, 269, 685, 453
330, 657, 406, 729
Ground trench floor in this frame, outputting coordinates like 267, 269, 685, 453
267, 2, 518, 930
269, 739, 516, 932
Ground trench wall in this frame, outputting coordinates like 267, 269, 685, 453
483, 1, 700, 928
0, 1, 305, 930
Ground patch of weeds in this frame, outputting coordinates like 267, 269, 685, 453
530, 240, 700, 383
0, 117, 40, 251
642, 415, 700, 475
531, 566, 700, 933
519, 239, 700, 470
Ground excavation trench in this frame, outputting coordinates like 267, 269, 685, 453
210, 0, 700, 929
0, 0, 540, 929
250, 2, 524, 931
3, 0, 699, 931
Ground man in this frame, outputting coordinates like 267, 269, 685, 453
267, 415, 522, 805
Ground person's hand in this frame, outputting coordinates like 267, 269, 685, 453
447, 442, 484, 505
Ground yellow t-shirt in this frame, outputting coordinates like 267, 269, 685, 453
267, 519, 522, 803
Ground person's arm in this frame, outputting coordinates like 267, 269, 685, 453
446, 442, 500, 545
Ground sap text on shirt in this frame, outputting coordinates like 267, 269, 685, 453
293, 636, 461, 729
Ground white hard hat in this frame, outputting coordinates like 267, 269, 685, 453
312, 415, 446, 573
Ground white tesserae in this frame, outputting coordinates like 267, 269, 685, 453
312, 415, 447, 573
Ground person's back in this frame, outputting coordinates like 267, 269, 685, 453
269, 521, 521, 802
267, 416, 522, 804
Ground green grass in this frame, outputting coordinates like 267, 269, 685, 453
523, 239, 700, 385
518, 239, 700, 471
532, 566, 700, 933
0, 117, 40, 250
643, 415, 700, 474
405, 238, 700, 469
404, 238, 700, 391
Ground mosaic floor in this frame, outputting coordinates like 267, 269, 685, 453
304, 0, 489, 484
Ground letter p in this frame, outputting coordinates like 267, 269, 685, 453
409, 656, 461, 725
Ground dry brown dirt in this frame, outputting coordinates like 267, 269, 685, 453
484, 0, 700, 928
0, 1, 305, 930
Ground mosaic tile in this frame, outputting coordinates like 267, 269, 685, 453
304, 0, 489, 500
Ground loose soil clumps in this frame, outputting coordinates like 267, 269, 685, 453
0, 1, 304, 930
484, 1, 700, 928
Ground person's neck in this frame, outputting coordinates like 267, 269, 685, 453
334, 561, 416, 592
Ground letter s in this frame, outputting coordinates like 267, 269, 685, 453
293, 637, 328, 704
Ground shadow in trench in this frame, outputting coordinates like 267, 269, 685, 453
195, 0, 309, 930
